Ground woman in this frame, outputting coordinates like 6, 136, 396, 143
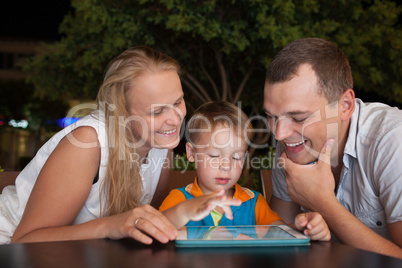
0, 46, 197, 244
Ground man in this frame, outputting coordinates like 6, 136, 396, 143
264, 37, 402, 258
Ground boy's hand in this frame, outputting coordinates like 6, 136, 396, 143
183, 188, 242, 222
294, 212, 331, 241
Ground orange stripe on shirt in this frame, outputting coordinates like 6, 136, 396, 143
254, 194, 282, 224
159, 188, 187, 211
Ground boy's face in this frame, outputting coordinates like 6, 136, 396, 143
186, 123, 248, 196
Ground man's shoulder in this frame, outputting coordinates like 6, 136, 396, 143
354, 99, 402, 140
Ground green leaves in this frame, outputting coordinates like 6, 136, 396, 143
23, 0, 402, 106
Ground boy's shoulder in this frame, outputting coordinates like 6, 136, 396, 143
234, 184, 261, 202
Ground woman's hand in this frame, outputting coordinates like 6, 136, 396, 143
104, 204, 178, 244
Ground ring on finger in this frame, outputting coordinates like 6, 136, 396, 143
134, 218, 141, 227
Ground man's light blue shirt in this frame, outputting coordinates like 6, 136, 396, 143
272, 99, 402, 239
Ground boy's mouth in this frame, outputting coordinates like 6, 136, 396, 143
215, 177, 230, 185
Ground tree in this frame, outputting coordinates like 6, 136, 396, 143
24, 0, 402, 105
23, 0, 402, 185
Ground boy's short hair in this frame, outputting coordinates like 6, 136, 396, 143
186, 101, 254, 146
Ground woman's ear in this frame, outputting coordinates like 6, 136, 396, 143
186, 142, 196, 162
340, 89, 355, 120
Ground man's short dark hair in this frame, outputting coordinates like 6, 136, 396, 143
266, 37, 353, 102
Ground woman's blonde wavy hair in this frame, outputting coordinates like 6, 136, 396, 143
96, 46, 180, 216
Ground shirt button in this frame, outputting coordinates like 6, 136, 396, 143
376, 221, 382, 226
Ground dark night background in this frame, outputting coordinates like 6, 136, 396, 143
0, 1, 71, 40
0, 0, 401, 108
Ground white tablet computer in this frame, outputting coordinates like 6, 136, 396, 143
175, 225, 310, 248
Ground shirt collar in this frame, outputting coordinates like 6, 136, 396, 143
343, 99, 361, 160
185, 177, 255, 202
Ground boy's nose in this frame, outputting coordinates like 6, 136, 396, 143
219, 158, 231, 172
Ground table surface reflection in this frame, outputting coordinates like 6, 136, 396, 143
0, 238, 401, 268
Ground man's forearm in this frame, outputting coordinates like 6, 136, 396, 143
317, 200, 402, 259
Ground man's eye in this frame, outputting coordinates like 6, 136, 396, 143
293, 117, 307, 123
267, 114, 277, 122
152, 109, 163, 115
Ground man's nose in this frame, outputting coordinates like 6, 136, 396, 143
272, 118, 293, 141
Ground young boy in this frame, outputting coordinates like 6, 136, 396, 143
161, 101, 330, 241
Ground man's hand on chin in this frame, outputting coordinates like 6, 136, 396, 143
279, 139, 337, 211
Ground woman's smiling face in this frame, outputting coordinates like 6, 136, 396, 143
126, 70, 186, 154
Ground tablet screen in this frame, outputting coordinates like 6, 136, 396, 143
175, 225, 310, 247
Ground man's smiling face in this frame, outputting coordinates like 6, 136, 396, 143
264, 64, 341, 165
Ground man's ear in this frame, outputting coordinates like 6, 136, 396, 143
340, 89, 355, 120
186, 142, 196, 162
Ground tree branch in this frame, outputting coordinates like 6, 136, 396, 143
199, 48, 220, 100
184, 73, 212, 102
181, 78, 208, 103
233, 59, 256, 103
214, 49, 228, 101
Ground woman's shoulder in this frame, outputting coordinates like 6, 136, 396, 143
60, 126, 100, 151
61, 111, 107, 149
69, 126, 99, 142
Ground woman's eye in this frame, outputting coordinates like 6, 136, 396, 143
208, 155, 219, 158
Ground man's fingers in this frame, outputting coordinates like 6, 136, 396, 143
279, 150, 298, 173
318, 139, 334, 166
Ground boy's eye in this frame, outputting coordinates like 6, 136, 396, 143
232, 153, 244, 161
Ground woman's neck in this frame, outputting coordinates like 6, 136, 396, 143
135, 146, 151, 164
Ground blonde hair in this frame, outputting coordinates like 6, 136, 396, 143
186, 101, 254, 146
96, 46, 180, 216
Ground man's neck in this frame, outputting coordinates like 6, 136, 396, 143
332, 119, 351, 188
